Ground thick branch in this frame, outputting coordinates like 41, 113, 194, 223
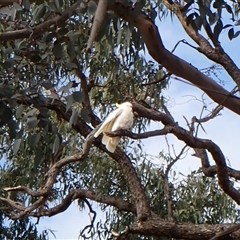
108, 2, 240, 116
131, 102, 240, 205
168, 1, 240, 90
0, 2, 80, 41
86, 0, 108, 52
128, 216, 240, 240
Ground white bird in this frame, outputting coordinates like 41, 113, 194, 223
94, 102, 134, 153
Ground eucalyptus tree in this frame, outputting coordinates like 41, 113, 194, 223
0, 0, 240, 239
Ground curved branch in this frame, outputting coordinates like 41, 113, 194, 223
131, 102, 240, 205
27, 189, 136, 218
0, 2, 80, 41
167, 1, 240, 90
107, 2, 240, 116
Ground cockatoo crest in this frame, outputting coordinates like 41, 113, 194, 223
94, 102, 134, 153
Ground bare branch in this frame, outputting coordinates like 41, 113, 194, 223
27, 189, 136, 218
108, 2, 240, 116
80, 199, 97, 235
193, 148, 240, 180
130, 102, 240, 205
166, 1, 240, 90
141, 73, 172, 86
86, 0, 108, 52
106, 128, 169, 139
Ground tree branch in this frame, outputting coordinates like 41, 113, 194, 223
86, 0, 108, 52
107, 1, 240, 116
168, 1, 240, 90
0, 2, 80, 41
30, 189, 136, 218
132, 102, 240, 205
128, 216, 240, 239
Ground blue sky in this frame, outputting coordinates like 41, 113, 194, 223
37, 13, 240, 239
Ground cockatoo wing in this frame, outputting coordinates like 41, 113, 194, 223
94, 108, 124, 138
106, 137, 120, 153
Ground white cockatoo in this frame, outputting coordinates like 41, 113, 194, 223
94, 102, 134, 153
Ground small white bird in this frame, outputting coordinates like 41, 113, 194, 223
94, 102, 134, 153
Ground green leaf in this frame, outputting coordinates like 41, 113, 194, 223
53, 135, 60, 154
228, 28, 234, 40
0, 105, 12, 126
27, 117, 40, 129
32, 4, 46, 23
88, 1, 97, 15
213, 19, 223, 40
223, 24, 232, 29
78, 2, 87, 14
16, 128, 24, 139
225, 3, 232, 14
69, 109, 78, 126
16, 105, 24, 119
72, 91, 84, 103
53, 43, 63, 59
208, 12, 218, 25
7, 120, 17, 140
95, 18, 109, 42
65, 62, 77, 70
234, 30, 240, 39
58, 28, 68, 36
48, 1, 57, 12
34, 149, 43, 171
22, 0, 30, 10
30, 54, 42, 63
42, 81, 53, 90
195, 16, 203, 31
13, 2, 22, 10
23, 108, 38, 120
81, 108, 91, 123
29, 133, 41, 147
13, 138, 21, 155
66, 95, 74, 112
213, 0, 223, 9
117, 29, 122, 45
186, 13, 195, 26
182, 0, 194, 14
1, 59, 15, 69
54, 0, 63, 11
63, 82, 73, 93
67, 39, 76, 59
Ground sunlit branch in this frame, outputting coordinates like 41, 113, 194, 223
107, 1, 240, 115
86, 0, 108, 52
